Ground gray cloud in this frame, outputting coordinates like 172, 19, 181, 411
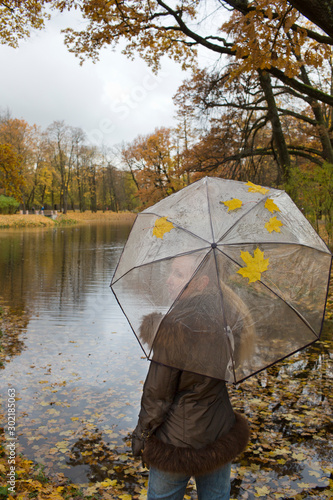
1, 10, 187, 146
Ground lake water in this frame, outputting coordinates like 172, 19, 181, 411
0, 222, 332, 498
0, 222, 150, 484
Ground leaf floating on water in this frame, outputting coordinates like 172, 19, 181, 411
309, 471, 321, 478
255, 485, 271, 496
246, 181, 269, 195
100, 478, 118, 487
221, 198, 243, 211
265, 216, 283, 233
237, 248, 269, 283
152, 217, 174, 239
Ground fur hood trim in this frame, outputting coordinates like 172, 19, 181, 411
142, 412, 250, 476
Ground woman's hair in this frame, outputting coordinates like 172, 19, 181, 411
139, 250, 256, 379
219, 280, 255, 367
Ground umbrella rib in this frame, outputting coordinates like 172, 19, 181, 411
146, 211, 212, 246
110, 246, 211, 286
110, 212, 211, 286
110, 213, 139, 286
217, 195, 270, 243
235, 337, 320, 384
212, 248, 237, 383
215, 246, 320, 340
110, 287, 149, 357
220, 240, 332, 256
148, 251, 215, 359
205, 178, 216, 243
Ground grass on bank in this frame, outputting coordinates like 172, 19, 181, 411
0, 211, 136, 229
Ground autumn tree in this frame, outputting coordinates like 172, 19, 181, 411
0, 110, 140, 212
100, 161, 117, 212
82, 145, 99, 212
53, 0, 333, 184
0, 1, 45, 46
100, 164, 137, 212
0, 115, 36, 161
3, 1, 333, 189
221, 1, 333, 178
73, 144, 88, 212
96, 147, 136, 212
46, 121, 86, 213
0, 143, 25, 199
58, 1, 333, 107
173, 85, 199, 186
24, 129, 56, 209
121, 127, 182, 207
173, 59, 333, 184
0, 114, 39, 205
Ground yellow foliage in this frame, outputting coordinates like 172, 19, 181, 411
0, 143, 25, 199
122, 127, 183, 208
222, 0, 332, 80
0, 1, 49, 48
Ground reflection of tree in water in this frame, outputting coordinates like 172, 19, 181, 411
67, 428, 116, 481
67, 428, 149, 495
0, 223, 131, 313
0, 305, 29, 367
0, 222, 131, 366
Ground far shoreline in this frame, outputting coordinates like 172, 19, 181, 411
0, 210, 137, 229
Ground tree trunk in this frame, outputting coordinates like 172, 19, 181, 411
298, 64, 333, 163
41, 185, 46, 205
287, 0, 333, 38
90, 166, 97, 212
258, 70, 291, 183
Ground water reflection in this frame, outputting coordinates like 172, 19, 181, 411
0, 223, 131, 310
0, 222, 150, 485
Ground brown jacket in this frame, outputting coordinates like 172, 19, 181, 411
132, 361, 250, 476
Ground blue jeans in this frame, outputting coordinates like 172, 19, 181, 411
147, 463, 232, 500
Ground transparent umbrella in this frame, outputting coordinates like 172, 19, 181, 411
110, 177, 332, 383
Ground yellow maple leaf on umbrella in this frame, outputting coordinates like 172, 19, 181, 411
222, 198, 243, 211
152, 217, 174, 239
265, 198, 280, 213
246, 181, 269, 195
265, 216, 283, 233
237, 248, 269, 283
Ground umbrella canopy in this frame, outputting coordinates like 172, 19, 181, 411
111, 177, 332, 383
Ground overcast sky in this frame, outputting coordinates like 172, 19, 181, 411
0, 9, 196, 149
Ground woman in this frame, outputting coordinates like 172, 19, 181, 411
132, 255, 251, 500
